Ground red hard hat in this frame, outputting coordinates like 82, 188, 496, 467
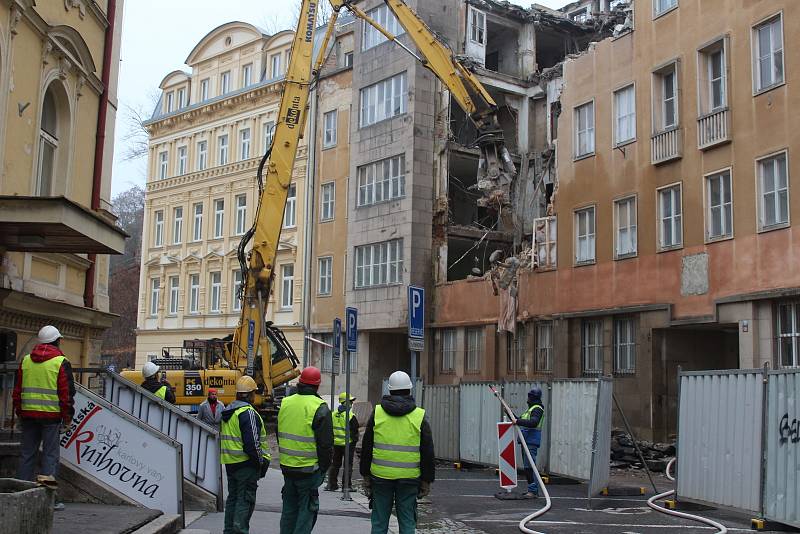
299, 366, 321, 386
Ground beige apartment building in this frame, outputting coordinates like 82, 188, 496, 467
135, 22, 309, 366
0, 0, 126, 368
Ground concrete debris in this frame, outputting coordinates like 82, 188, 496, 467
610, 430, 676, 472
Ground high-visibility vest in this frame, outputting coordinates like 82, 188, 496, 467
20, 355, 65, 414
220, 405, 271, 465
520, 403, 544, 447
521, 404, 544, 430
333, 409, 355, 446
154, 385, 168, 400
278, 393, 326, 471
370, 405, 424, 480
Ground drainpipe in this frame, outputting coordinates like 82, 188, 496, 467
301, 80, 319, 367
84, 0, 117, 309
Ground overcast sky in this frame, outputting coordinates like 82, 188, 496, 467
111, 0, 568, 197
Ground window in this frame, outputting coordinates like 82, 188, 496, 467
658, 185, 683, 249
321, 182, 335, 221
172, 206, 183, 245
653, 0, 677, 16
708, 48, 726, 110
509, 324, 528, 372
270, 53, 282, 79
614, 85, 636, 145
209, 272, 221, 313
654, 64, 678, 131
320, 333, 334, 373
200, 78, 209, 101
706, 170, 733, 240
357, 154, 406, 206
283, 184, 297, 228
614, 318, 636, 374
344, 52, 353, 68
154, 210, 164, 246
218, 134, 229, 165
192, 203, 203, 241
615, 197, 637, 258
281, 264, 294, 309
263, 122, 275, 152
439, 329, 456, 372
177, 146, 187, 175
465, 327, 484, 372
575, 207, 596, 264
360, 72, 406, 127
753, 15, 784, 92
36, 87, 59, 196
569, 8, 589, 23
323, 110, 337, 148
159, 151, 168, 179
220, 71, 231, 94
758, 152, 789, 230
536, 322, 554, 372
574, 101, 595, 157
189, 274, 199, 314
166, 91, 174, 113
534, 216, 557, 269
232, 270, 243, 311
362, 4, 404, 50
168, 276, 179, 315
354, 239, 403, 288
235, 194, 247, 235
318, 256, 332, 296
149, 278, 160, 316
469, 8, 486, 44
242, 63, 252, 87
777, 302, 800, 367
240, 128, 251, 160
582, 320, 603, 374
197, 140, 207, 171
177, 88, 186, 109
213, 199, 224, 238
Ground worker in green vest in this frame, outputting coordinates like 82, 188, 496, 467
278, 366, 333, 534
360, 371, 435, 534
325, 392, 359, 491
515, 386, 545, 498
141, 361, 176, 403
220, 375, 270, 534
12, 325, 75, 512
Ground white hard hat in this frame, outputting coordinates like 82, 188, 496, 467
388, 371, 413, 392
37, 325, 62, 344
142, 361, 160, 378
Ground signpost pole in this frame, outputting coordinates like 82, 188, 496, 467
332, 318, 342, 410
342, 308, 357, 502
407, 286, 424, 398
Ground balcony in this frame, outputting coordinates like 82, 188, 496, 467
697, 108, 730, 150
651, 127, 682, 165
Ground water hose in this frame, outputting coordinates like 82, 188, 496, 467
646, 458, 728, 533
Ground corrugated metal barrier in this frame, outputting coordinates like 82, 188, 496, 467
588, 377, 613, 500
765, 369, 800, 528
503, 380, 550, 472
459, 382, 503, 465
548, 379, 602, 481
421, 385, 460, 461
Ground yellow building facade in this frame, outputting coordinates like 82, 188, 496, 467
0, 0, 126, 368
135, 22, 308, 367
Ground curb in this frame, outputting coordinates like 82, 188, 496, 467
130, 514, 183, 534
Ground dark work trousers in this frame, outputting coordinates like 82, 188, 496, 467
327, 444, 355, 489
521, 444, 540, 494
370, 477, 419, 534
224, 464, 260, 534
280, 471, 323, 534
17, 419, 61, 481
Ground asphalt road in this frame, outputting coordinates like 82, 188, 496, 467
416, 467, 794, 534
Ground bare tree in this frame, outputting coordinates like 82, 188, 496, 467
288, 0, 334, 29
120, 91, 160, 162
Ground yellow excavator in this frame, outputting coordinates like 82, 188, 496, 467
122, 0, 516, 412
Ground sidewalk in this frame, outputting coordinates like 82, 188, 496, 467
182, 468, 397, 534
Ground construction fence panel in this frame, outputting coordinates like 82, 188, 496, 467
502, 381, 550, 472
676, 370, 764, 515
588, 377, 613, 498
764, 369, 800, 528
459, 382, 503, 465
548, 379, 600, 481
103, 372, 223, 511
421, 385, 460, 462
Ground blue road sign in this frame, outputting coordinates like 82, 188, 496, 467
333, 318, 342, 357
408, 286, 424, 351
346, 307, 358, 352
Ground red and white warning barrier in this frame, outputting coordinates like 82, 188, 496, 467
497, 421, 517, 490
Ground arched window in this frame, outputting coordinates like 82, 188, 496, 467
36, 87, 58, 196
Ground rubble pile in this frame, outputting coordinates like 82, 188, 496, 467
610, 429, 675, 472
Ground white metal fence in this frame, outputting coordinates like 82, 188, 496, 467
765, 370, 800, 528
420, 385, 460, 462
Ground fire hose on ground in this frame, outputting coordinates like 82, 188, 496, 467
646, 458, 728, 533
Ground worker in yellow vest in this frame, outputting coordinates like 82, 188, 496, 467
325, 392, 359, 492
360, 371, 435, 534
140, 361, 176, 403
12, 325, 75, 511
277, 366, 333, 534
220, 375, 270, 534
